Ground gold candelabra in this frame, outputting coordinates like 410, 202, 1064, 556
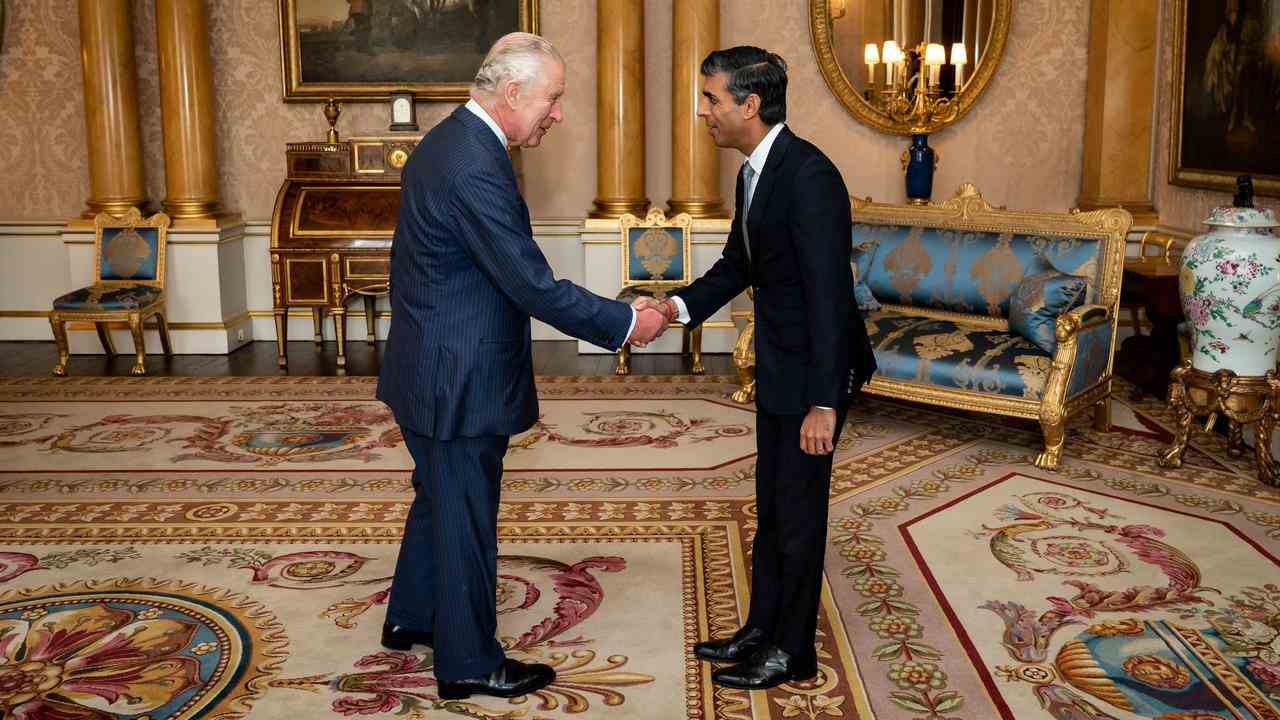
863, 41, 966, 134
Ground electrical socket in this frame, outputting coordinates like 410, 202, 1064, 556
236, 329, 245, 341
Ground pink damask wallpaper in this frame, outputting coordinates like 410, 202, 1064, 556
0, 0, 1128, 223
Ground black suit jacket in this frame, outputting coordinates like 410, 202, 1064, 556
378, 106, 633, 439
674, 126, 876, 414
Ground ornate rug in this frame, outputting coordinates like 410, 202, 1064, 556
0, 376, 1277, 720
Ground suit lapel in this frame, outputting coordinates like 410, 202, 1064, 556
746, 126, 794, 263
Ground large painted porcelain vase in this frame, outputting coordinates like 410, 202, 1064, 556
1179, 204, 1280, 375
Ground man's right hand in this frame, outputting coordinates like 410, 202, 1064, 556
632, 296, 676, 323
628, 307, 668, 347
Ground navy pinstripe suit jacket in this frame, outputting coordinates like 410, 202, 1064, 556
378, 106, 633, 440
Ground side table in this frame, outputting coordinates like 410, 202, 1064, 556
1115, 255, 1184, 398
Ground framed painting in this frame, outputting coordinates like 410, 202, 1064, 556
1170, 0, 1280, 196
279, 0, 540, 102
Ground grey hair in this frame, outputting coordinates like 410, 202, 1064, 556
471, 32, 563, 97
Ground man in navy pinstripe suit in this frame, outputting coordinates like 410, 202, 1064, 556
376, 33, 668, 700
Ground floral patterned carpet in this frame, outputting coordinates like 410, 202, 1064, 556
0, 375, 1277, 720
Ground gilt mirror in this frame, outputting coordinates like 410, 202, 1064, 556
810, 0, 1013, 135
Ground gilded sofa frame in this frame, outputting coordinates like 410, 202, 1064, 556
49, 209, 173, 376
731, 184, 1131, 469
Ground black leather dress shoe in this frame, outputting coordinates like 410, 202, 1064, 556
712, 645, 818, 690
381, 623, 434, 651
437, 658, 555, 700
694, 626, 767, 663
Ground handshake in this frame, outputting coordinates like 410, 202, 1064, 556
626, 296, 679, 347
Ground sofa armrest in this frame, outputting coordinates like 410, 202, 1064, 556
1053, 304, 1114, 398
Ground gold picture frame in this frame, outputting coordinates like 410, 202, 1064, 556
1169, 0, 1280, 197
279, 0, 540, 102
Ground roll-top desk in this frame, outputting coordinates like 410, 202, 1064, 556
270, 134, 419, 369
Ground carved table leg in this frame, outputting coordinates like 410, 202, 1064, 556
1159, 378, 1192, 469
333, 307, 347, 371
312, 308, 324, 346
1227, 420, 1246, 458
274, 307, 289, 368
1255, 412, 1279, 486
364, 295, 377, 345
1093, 397, 1111, 432
731, 312, 755, 404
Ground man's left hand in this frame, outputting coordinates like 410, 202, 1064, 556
800, 406, 836, 455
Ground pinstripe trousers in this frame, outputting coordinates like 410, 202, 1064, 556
386, 426, 509, 681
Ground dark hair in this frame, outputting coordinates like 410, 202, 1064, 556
700, 46, 788, 125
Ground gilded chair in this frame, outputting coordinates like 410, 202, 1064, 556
49, 209, 173, 376
614, 209, 702, 375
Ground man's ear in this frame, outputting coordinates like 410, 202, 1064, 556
741, 93, 760, 120
503, 80, 522, 109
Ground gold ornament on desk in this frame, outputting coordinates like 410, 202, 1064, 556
323, 98, 342, 144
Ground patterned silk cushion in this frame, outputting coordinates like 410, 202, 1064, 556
53, 283, 162, 311
865, 312, 1053, 400
853, 223, 1100, 318
1008, 268, 1088, 353
850, 235, 881, 311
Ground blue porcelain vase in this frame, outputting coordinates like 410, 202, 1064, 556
904, 134, 936, 204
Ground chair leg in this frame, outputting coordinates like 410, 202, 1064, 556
689, 325, 705, 375
1092, 397, 1111, 432
94, 322, 117, 356
128, 313, 147, 375
364, 295, 377, 345
1129, 307, 1142, 336
312, 308, 324, 346
49, 315, 70, 376
615, 344, 631, 375
154, 312, 173, 356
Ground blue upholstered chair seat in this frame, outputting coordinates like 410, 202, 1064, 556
53, 283, 162, 311
865, 311, 1053, 400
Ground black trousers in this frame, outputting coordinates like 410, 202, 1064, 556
744, 408, 847, 659
386, 427, 509, 681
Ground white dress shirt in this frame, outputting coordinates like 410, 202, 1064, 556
465, 99, 638, 348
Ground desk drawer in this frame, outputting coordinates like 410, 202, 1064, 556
345, 258, 390, 279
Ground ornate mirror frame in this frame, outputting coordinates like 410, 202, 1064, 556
808, 0, 1013, 135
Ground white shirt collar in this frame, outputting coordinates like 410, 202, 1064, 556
745, 122, 786, 175
465, 98, 508, 149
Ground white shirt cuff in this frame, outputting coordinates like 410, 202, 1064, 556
620, 307, 638, 350
671, 296, 692, 324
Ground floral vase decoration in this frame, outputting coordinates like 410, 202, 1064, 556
1179, 175, 1280, 375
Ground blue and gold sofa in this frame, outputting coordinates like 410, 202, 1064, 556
732, 184, 1131, 469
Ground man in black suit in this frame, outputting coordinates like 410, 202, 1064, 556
642, 47, 876, 690
377, 33, 667, 701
